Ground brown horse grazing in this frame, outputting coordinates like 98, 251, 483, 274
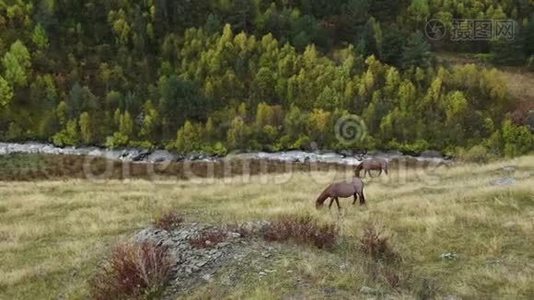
315, 177, 365, 209
355, 158, 388, 177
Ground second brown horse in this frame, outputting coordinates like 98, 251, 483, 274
355, 158, 389, 177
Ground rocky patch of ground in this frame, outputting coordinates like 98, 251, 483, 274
134, 221, 277, 298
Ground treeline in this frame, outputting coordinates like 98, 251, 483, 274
0, 0, 533, 157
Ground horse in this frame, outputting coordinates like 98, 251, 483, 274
355, 158, 388, 178
315, 177, 365, 209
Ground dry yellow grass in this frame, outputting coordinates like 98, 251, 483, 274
0, 155, 533, 299
498, 67, 534, 103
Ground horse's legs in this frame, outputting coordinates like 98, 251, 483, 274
328, 197, 334, 209
334, 197, 341, 210
378, 169, 382, 176
352, 193, 357, 205
359, 192, 366, 205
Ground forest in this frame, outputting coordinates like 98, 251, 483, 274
0, 0, 533, 156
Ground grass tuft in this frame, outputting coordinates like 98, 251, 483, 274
153, 211, 184, 231
416, 278, 439, 300
359, 225, 397, 261
263, 214, 338, 250
224, 224, 253, 238
382, 268, 401, 289
89, 241, 173, 300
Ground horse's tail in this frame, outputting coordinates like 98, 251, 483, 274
315, 185, 331, 209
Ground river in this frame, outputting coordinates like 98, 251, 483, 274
0, 142, 449, 165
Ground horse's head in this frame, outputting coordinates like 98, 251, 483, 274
355, 150, 367, 161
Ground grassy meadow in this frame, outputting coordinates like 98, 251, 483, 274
0, 155, 533, 299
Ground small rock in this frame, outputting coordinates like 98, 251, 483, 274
227, 232, 241, 239
218, 242, 230, 247
259, 271, 267, 276
440, 252, 458, 261
322, 287, 337, 295
501, 165, 516, 173
491, 177, 516, 186
360, 286, 379, 294
132, 151, 151, 162
202, 274, 213, 282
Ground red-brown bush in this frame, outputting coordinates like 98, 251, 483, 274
382, 268, 401, 290
153, 211, 183, 231
263, 215, 338, 250
90, 241, 173, 300
189, 230, 226, 249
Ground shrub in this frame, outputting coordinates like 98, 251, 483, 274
129, 140, 155, 150
6, 122, 23, 141
292, 135, 312, 150
416, 278, 439, 300
90, 241, 173, 300
528, 55, 534, 72
104, 132, 129, 149
389, 139, 430, 155
189, 230, 227, 249
202, 142, 228, 156
359, 225, 397, 261
502, 120, 534, 157
263, 214, 338, 250
153, 211, 183, 231
52, 120, 80, 146
381, 268, 402, 290
224, 224, 252, 238
457, 145, 491, 163
474, 53, 494, 64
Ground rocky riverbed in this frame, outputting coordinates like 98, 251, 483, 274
0, 142, 449, 165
